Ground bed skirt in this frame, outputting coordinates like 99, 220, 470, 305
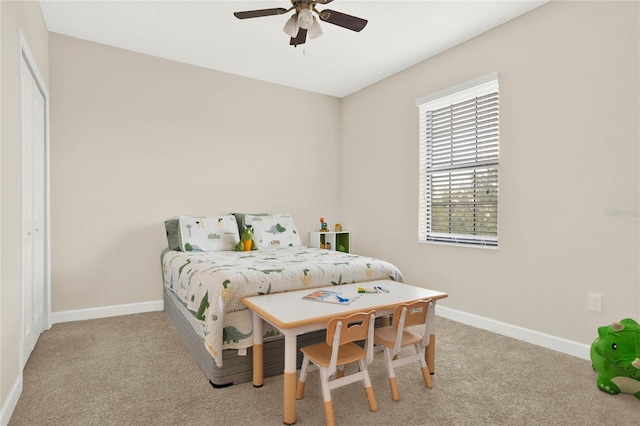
163, 288, 326, 387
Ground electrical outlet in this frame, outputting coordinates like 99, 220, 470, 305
588, 293, 603, 312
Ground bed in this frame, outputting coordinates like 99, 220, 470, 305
161, 213, 404, 387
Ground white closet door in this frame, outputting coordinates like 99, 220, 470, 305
21, 52, 47, 364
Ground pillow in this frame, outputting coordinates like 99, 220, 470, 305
243, 213, 301, 249
231, 212, 267, 235
165, 214, 240, 252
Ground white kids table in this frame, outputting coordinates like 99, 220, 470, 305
242, 279, 448, 425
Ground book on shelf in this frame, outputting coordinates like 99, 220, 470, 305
302, 289, 362, 305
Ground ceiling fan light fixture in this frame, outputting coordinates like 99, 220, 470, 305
308, 17, 323, 39
233, 2, 368, 47
297, 8, 314, 30
283, 15, 298, 37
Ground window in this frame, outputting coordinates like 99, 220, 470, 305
416, 73, 499, 247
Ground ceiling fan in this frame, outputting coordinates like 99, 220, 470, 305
233, 0, 368, 47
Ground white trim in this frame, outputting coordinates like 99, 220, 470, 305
435, 305, 591, 360
416, 71, 499, 107
418, 240, 498, 250
51, 300, 164, 324
18, 31, 48, 98
18, 28, 52, 370
0, 375, 23, 426
417, 73, 500, 248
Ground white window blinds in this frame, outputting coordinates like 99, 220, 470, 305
417, 73, 499, 247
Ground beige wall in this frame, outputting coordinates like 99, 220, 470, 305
1, 0, 49, 415
49, 34, 342, 312
341, 0, 639, 345
2, 0, 638, 419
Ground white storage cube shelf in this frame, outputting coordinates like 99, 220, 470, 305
309, 231, 350, 253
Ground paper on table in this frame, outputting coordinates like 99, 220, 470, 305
302, 289, 362, 305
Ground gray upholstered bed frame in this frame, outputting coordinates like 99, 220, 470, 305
163, 288, 326, 388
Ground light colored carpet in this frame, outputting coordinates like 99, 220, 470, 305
9, 312, 639, 425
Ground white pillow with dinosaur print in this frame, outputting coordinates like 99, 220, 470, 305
170, 215, 240, 252
244, 213, 301, 249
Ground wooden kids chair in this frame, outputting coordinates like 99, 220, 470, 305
296, 310, 378, 426
373, 299, 434, 401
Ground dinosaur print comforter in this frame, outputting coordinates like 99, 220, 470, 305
162, 246, 404, 367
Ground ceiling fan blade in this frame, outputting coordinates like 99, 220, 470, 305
233, 8, 288, 19
316, 0, 334, 3
290, 28, 307, 46
318, 9, 367, 32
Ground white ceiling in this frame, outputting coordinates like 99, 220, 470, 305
40, 0, 548, 98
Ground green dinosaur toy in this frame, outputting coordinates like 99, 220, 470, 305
236, 225, 258, 251
590, 318, 640, 399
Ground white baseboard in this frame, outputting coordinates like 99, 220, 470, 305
50, 300, 164, 324
435, 305, 591, 361
1, 375, 22, 426
48, 300, 590, 360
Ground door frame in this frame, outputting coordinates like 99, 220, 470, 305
18, 29, 51, 368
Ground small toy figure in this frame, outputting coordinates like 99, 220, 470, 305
590, 318, 640, 399
320, 217, 328, 232
235, 225, 258, 251
335, 223, 342, 232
